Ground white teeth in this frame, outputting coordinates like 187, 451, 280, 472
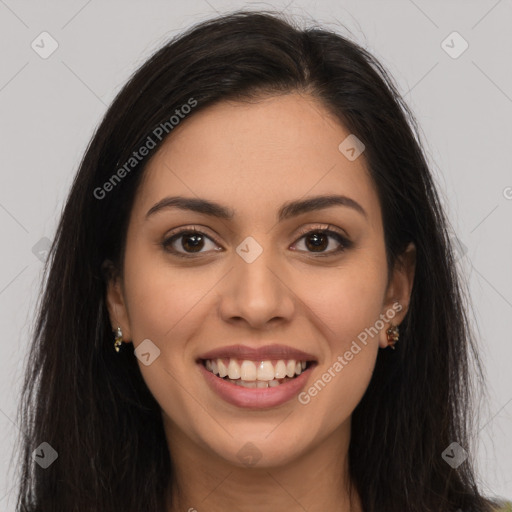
227, 359, 241, 379
204, 357, 311, 382
240, 360, 257, 381
256, 361, 275, 381
217, 359, 228, 378
226, 377, 293, 388
275, 360, 287, 379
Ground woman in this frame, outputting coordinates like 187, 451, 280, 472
14, 9, 510, 512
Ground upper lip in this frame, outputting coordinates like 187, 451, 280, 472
198, 344, 317, 362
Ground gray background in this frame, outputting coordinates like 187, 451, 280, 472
0, 0, 511, 507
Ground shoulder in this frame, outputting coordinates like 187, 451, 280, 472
492, 499, 512, 511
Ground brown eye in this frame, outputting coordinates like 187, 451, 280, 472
304, 231, 329, 252
162, 228, 221, 257
181, 233, 205, 252
293, 228, 351, 256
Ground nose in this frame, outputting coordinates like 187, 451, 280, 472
217, 244, 295, 330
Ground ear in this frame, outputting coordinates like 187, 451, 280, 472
378, 242, 416, 349
103, 260, 132, 343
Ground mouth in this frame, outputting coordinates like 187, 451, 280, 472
196, 344, 318, 408
200, 357, 316, 389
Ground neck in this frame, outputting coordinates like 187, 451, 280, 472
163, 416, 362, 512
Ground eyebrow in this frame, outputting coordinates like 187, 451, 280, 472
145, 194, 367, 222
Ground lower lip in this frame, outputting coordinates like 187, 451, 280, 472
198, 362, 314, 409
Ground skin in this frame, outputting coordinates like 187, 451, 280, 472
106, 92, 416, 512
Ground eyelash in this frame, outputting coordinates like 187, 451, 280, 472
161, 224, 352, 259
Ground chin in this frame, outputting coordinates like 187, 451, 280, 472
202, 426, 311, 469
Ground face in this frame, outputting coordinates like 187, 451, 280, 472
106, 92, 415, 469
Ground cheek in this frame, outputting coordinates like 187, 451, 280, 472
296, 257, 387, 349
121, 248, 214, 422
290, 256, 386, 418
122, 244, 221, 388
123, 243, 207, 343
296, 343, 377, 443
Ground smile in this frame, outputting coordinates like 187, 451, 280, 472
202, 358, 312, 388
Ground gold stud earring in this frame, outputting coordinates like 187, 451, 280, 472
386, 323, 399, 350
114, 326, 123, 352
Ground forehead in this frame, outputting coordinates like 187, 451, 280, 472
133, 93, 381, 228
